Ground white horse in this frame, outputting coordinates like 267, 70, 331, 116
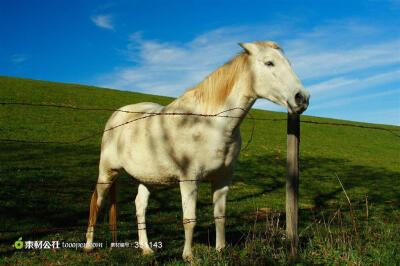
83, 41, 309, 261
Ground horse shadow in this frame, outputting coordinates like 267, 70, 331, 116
1, 137, 399, 259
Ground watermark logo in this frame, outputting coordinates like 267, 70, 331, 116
13, 238, 162, 250
14, 237, 23, 249
13, 238, 103, 250
14, 237, 61, 250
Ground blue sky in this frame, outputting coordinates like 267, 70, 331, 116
1, 0, 399, 125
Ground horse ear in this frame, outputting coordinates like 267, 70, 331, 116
238, 42, 259, 55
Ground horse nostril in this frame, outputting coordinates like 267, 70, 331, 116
295, 92, 304, 106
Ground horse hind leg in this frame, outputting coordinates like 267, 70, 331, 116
135, 183, 153, 255
84, 160, 120, 252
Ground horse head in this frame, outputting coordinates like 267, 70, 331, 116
239, 41, 310, 114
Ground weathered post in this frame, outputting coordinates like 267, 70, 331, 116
286, 113, 300, 257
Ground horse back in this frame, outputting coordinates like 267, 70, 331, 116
100, 102, 164, 157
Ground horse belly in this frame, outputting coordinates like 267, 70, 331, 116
124, 161, 179, 185
118, 125, 183, 185
120, 144, 181, 185
183, 133, 241, 180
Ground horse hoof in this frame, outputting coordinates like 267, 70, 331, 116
216, 244, 226, 252
182, 253, 194, 262
83, 247, 93, 253
142, 248, 154, 255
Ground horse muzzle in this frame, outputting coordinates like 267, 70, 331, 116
287, 91, 310, 115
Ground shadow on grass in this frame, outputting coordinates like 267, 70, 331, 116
0, 142, 399, 260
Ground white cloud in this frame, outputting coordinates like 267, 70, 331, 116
99, 25, 292, 95
287, 40, 400, 80
11, 54, 27, 63
311, 88, 400, 110
307, 77, 358, 94
355, 107, 400, 126
308, 69, 400, 97
91, 14, 114, 30
95, 20, 400, 125
100, 27, 256, 96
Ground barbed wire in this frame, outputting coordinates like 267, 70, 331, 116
0, 102, 396, 215
1, 102, 398, 140
0, 213, 266, 234
0, 101, 394, 256
300, 120, 400, 137
0, 102, 260, 150
0, 201, 366, 235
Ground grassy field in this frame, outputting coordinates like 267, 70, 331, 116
0, 75, 399, 265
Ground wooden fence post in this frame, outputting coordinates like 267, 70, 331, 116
286, 113, 300, 257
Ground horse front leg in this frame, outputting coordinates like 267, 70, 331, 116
212, 177, 231, 251
135, 184, 153, 255
179, 180, 198, 261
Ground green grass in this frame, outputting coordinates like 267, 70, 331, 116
0, 75, 399, 265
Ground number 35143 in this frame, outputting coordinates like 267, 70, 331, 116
134, 241, 162, 249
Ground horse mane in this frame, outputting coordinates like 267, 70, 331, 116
177, 41, 282, 111
181, 52, 250, 111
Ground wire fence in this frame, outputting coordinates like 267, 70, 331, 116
0, 199, 366, 235
1, 102, 399, 142
0, 101, 397, 246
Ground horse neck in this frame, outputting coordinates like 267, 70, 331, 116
215, 72, 256, 132
171, 68, 256, 133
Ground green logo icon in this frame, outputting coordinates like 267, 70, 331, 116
14, 237, 23, 249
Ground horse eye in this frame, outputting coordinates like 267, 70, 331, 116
265, 61, 274, 67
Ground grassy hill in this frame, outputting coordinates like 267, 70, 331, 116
0, 75, 399, 264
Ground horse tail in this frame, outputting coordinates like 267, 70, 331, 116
88, 186, 98, 228
109, 180, 117, 242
